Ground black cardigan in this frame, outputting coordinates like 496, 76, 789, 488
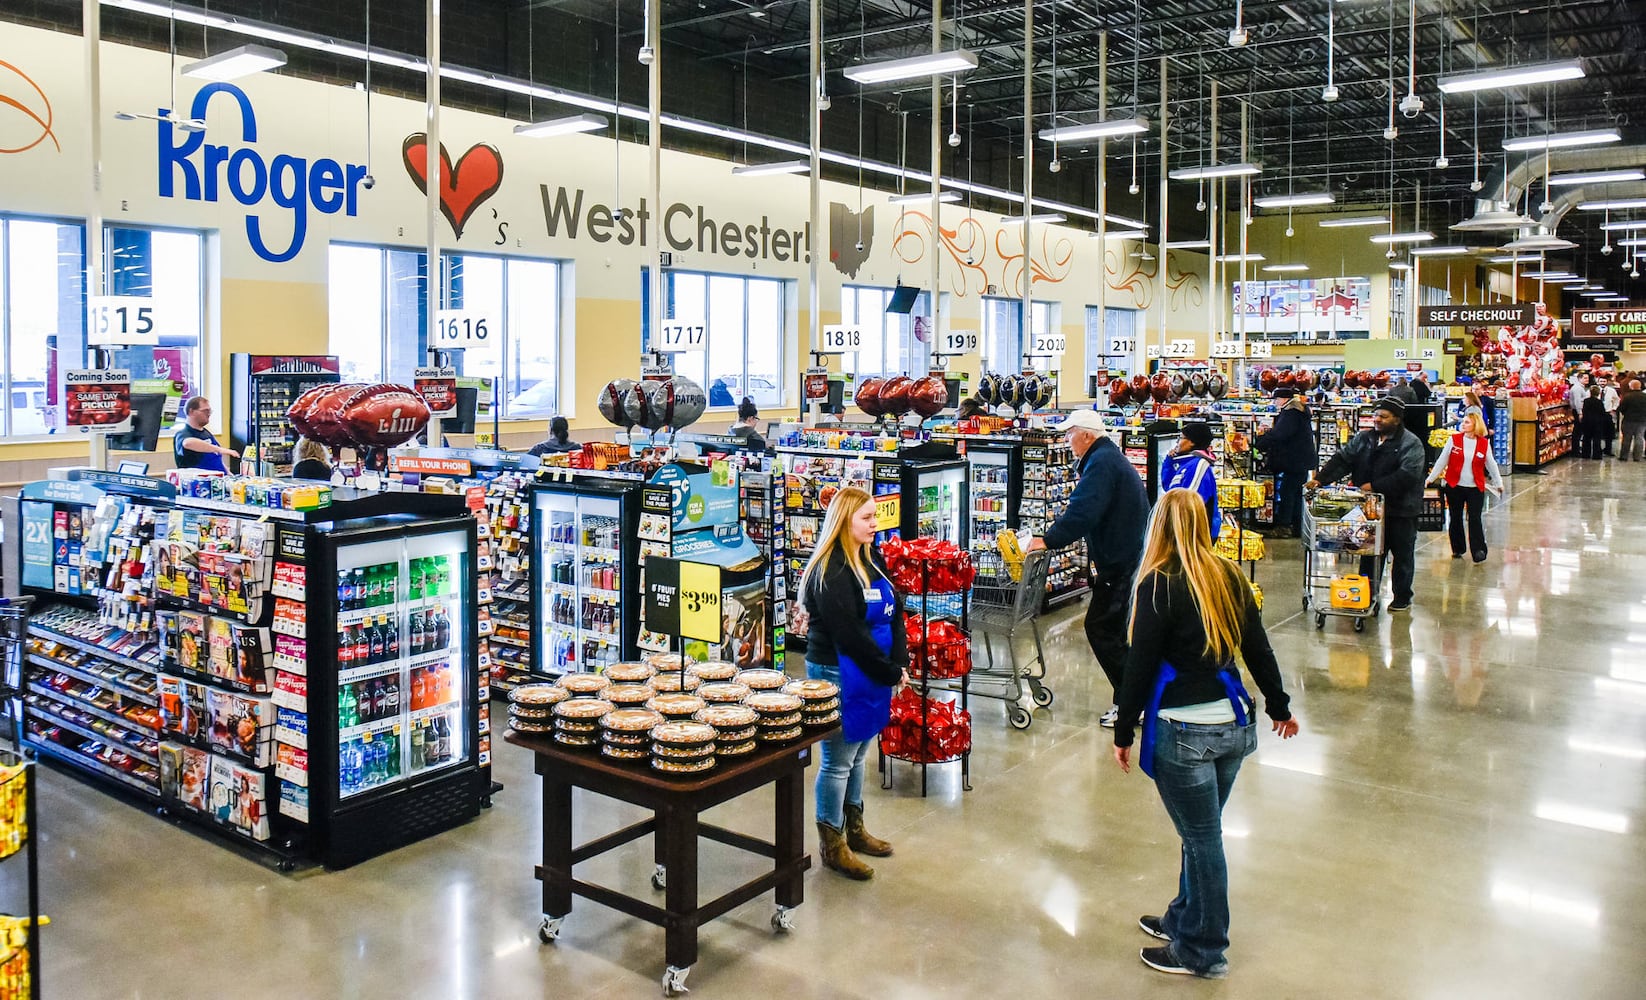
1114, 567, 1292, 748
801, 549, 908, 686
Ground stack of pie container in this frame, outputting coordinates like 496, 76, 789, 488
605, 661, 657, 685
649, 720, 718, 774
606, 684, 657, 707
599, 708, 663, 762
736, 669, 789, 693
687, 660, 739, 682
560, 673, 613, 698
644, 651, 696, 674
783, 679, 841, 728
697, 681, 751, 705
647, 692, 707, 721
744, 691, 805, 743
693, 704, 760, 759
651, 671, 702, 694
508, 683, 569, 734
552, 698, 613, 748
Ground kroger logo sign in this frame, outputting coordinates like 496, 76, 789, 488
157, 83, 369, 263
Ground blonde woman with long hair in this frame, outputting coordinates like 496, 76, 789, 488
797, 486, 908, 881
1112, 489, 1298, 979
1427, 410, 1503, 563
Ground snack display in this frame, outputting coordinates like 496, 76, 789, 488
649, 720, 718, 773
552, 698, 613, 748
880, 537, 976, 594
697, 682, 751, 705
879, 688, 972, 763
904, 614, 971, 680
744, 691, 805, 744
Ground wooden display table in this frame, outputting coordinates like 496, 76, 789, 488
506, 726, 837, 996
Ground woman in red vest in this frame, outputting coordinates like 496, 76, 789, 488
1426, 411, 1503, 563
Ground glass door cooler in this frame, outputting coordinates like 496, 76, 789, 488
229, 354, 341, 477
963, 440, 1019, 584
899, 443, 967, 546
530, 479, 641, 676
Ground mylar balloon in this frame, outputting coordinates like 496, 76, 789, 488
855, 377, 886, 417
597, 379, 638, 428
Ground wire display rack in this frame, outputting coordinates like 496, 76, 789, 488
879, 553, 973, 797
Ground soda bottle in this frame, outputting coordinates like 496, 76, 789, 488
385, 676, 402, 718
352, 622, 370, 664
368, 564, 384, 606
423, 720, 439, 767
369, 738, 388, 784
384, 616, 400, 660
339, 624, 357, 668
338, 570, 353, 612
383, 563, 398, 606
411, 670, 427, 712
435, 556, 449, 596
409, 725, 425, 770
434, 606, 450, 651
368, 618, 386, 664
340, 684, 358, 728
386, 731, 401, 778
351, 568, 366, 610
411, 557, 426, 600
342, 742, 364, 793
409, 611, 425, 656
370, 678, 387, 720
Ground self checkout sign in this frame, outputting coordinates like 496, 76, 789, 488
643, 557, 723, 643
87, 295, 160, 347
658, 318, 707, 353
820, 325, 863, 352
435, 308, 497, 346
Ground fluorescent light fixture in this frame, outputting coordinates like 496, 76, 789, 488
1411, 246, 1473, 256
1319, 215, 1391, 228
1165, 240, 1212, 249
1094, 229, 1149, 239
1580, 199, 1646, 211
1000, 213, 1066, 226
1567, 737, 1646, 761
844, 49, 978, 85
1262, 264, 1310, 273
1104, 214, 1150, 230
113, 110, 206, 132
1253, 192, 1335, 208
1388, 261, 1411, 271
1600, 220, 1646, 232
1617, 238, 1646, 247
1534, 801, 1629, 834
1216, 253, 1265, 262
1437, 59, 1584, 94
1370, 231, 1436, 244
1523, 270, 1577, 278
513, 112, 608, 138
1038, 117, 1150, 142
1503, 129, 1621, 152
731, 159, 809, 177
1596, 295, 1631, 301
1548, 169, 1645, 187
889, 190, 962, 205
1170, 162, 1262, 181
180, 42, 287, 81
1487, 254, 1543, 263
1581, 289, 1614, 297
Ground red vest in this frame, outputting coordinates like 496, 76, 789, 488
1444, 434, 1490, 488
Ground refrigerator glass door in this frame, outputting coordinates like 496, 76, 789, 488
576, 494, 624, 672
334, 537, 408, 801
403, 528, 471, 780
914, 465, 966, 545
535, 489, 580, 675
968, 451, 1010, 580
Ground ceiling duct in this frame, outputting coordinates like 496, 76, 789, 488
1451, 199, 1536, 231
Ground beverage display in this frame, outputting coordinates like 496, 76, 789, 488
535, 490, 631, 675
968, 451, 1013, 582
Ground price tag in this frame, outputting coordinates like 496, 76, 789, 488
658, 319, 707, 352
1210, 341, 1244, 359
874, 493, 901, 530
1167, 339, 1196, 358
1030, 333, 1067, 355
821, 325, 863, 352
1107, 337, 1137, 356
434, 308, 496, 346
1248, 341, 1273, 359
86, 295, 160, 346
938, 329, 980, 354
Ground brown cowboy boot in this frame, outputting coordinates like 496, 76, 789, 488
843, 803, 893, 857
816, 821, 874, 880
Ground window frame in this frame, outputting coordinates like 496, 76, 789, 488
1085, 304, 1142, 373
102, 222, 208, 419
839, 284, 932, 379
642, 268, 789, 409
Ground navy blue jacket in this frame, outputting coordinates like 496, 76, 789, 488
1255, 406, 1317, 474
1043, 436, 1149, 575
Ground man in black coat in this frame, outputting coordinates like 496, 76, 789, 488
1311, 397, 1427, 612
1255, 390, 1316, 537
1026, 409, 1149, 727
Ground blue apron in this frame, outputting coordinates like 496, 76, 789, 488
838, 570, 898, 743
1138, 662, 1255, 779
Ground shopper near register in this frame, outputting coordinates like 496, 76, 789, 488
172, 396, 237, 473
1254, 390, 1315, 538
528, 416, 579, 456
728, 398, 767, 451
1112, 489, 1297, 980
1026, 409, 1149, 728
1427, 411, 1503, 563
798, 485, 908, 881
1310, 397, 1425, 612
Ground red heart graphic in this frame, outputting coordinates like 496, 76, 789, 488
401, 134, 505, 239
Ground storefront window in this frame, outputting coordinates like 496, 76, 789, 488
105, 225, 205, 403
981, 297, 1055, 372
643, 270, 787, 408
1086, 305, 1141, 372
1, 216, 85, 437
840, 284, 930, 378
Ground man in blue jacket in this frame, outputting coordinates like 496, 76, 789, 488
1027, 409, 1149, 727
1160, 422, 1222, 538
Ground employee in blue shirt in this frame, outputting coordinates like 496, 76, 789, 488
172, 396, 237, 472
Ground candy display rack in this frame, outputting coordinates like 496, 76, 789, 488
1018, 435, 1088, 608
0, 756, 43, 1000
877, 540, 973, 797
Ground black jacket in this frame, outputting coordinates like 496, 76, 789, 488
1317, 426, 1427, 518
1580, 397, 1609, 433
729, 424, 767, 451
1255, 406, 1317, 474
528, 438, 579, 456
801, 548, 908, 686
1115, 567, 1291, 748
1042, 437, 1149, 575
291, 459, 332, 482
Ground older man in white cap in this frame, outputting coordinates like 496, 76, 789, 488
1027, 409, 1150, 727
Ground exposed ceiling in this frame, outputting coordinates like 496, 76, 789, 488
18, 0, 1646, 295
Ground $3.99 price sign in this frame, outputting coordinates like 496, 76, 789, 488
435, 308, 495, 346
658, 319, 707, 352
643, 557, 724, 643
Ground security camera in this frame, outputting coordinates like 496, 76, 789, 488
1049, 159, 1062, 173
1128, 183, 1140, 195
1322, 85, 1340, 103
1286, 226, 1295, 238
817, 94, 832, 111
1197, 199, 1207, 212
964, 253, 976, 265
1383, 125, 1400, 141
1399, 94, 1424, 119
362, 174, 375, 190
855, 240, 864, 253
948, 131, 961, 148
1386, 248, 1397, 260
638, 45, 655, 65
1435, 156, 1450, 168
1602, 243, 1614, 255
1228, 27, 1248, 47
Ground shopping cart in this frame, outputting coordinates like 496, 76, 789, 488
1301, 488, 1385, 633
946, 549, 1053, 730
0, 598, 34, 752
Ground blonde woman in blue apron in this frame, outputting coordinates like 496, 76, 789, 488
1112, 489, 1299, 978
797, 485, 909, 880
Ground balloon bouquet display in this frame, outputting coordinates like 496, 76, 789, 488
1469, 301, 1566, 395
963, 371, 1054, 417
594, 375, 709, 441
288, 383, 433, 470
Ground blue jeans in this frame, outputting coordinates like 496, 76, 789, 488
807, 661, 870, 828
1150, 716, 1257, 976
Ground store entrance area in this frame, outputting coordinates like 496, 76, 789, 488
12, 462, 1645, 998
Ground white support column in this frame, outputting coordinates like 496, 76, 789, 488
425, 0, 444, 450
1020, 0, 1034, 372
85, 0, 107, 471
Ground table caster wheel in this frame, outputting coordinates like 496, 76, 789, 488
1030, 684, 1054, 708
277, 859, 296, 873
538, 916, 565, 944
771, 905, 796, 934
1007, 704, 1032, 730
1315, 614, 1326, 630
651, 864, 667, 891
1354, 617, 1366, 633
661, 964, 691, 996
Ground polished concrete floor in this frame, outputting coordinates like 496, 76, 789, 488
11, 459, 1646, 999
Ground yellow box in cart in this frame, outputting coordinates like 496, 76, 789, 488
996, 529, 1028, 582
1330, 575, 1372, 610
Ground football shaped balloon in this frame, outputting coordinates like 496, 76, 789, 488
1168, 373, 1188, 401
1317, 370, 1337, 392
1109, 381, 1131, 406
1149, 373, 1172, 403
909, 375, 949, 417
338, 384, 432, 448
1207, 372, 1228, 399
1188, 372, 1208, 398
301, 384, 368, 449
650, 376, 707, 430
997, 374, 1024, 409
855, 377, 886, 417
1024, 375, 1054, 410
1259, 368, 1280, 393
625, 380, 666, 430
1372, 370, 1391, 389
976, 373, 1002, 407
287, 384, 332, 439
1130, 373, 1151, 399
879, 376, 915, 417
597, 379, 638, 429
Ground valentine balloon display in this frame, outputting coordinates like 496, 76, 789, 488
1149, 373, 1172, 403
597, 378, 638, 429
1109, 381, 1132, 406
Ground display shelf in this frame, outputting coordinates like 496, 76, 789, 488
26, 682, 158, 733
338, 715, 400, 743
338, 659, 403, 686
26, 734, 158, 798
26, 654, 157, 706
159, 729, 266, 770
409, 703, 458, 725
26, 705, 159, 765
28, 626, 158, 675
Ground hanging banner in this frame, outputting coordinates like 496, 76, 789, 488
1418, 303, 1536, 327
60, 369, 133, 433
413, 366, 459, 415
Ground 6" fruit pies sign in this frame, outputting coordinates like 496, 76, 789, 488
61, 369, 133, 434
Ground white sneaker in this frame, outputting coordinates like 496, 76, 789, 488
1099, 706, 1119, 728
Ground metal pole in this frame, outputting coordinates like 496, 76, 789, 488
1097, 32, 1108, 385
1021, 0, 1033, 373
1411, 180, 1421, 361
930, 0, 942, 379
425, 0, 444, 451
1156, 56, 1168, 364
86, 0, 108, 471
809, 0, 821, 418
1238, 99, 1249, 367
648, 0, 663, 395
1207, 80, 1218, 346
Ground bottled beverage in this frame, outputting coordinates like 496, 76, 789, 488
385, 676, 402, 717
370, 678, 387, 720
342, 742, 364, 793
384, 616, 400, 660
412, 558, 427, 600
383, 563, 397, 606
340, 684, 358, 728
433, 606, 450, 651
352, 622, 370, 664
337, 570, 354, 612
368, 564, 384, 606
351, 568, 366, 609
411, 670, 427, 712
339, 625, 357, 668
410, 725, 425, 769
382, 732, 400, 778
369, 738, 388, 783
423, 721, 439, 767
368, 618, 386, 664
409, 611, 425, 655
